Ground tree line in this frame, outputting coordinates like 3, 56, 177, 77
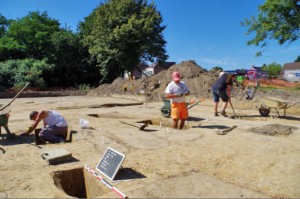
0, 0, 299, 89
0, 0, 168, 89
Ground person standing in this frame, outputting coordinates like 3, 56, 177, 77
165, 71, 190, 129
211, 73, 236, 116
21, 109, 68, 143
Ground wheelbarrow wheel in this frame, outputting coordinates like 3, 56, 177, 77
161, 106, 171, 118
259, 106, 270, 117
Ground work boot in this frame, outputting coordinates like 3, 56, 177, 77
214, 112, 219, 116
221, 110, 228, 117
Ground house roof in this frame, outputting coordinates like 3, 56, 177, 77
282, 62, 300, 71
146, 63, 158, 69
250, 66, 263, 71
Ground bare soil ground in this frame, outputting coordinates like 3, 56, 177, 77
0, 60, 300, 198
0, 94, 300, 198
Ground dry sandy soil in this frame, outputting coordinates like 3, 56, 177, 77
1, 93, 300, 198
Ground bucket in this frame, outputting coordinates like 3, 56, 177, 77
0, 114, 9, 126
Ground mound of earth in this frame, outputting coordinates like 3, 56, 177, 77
89, 60, 218, 101
89, 60, 300, 104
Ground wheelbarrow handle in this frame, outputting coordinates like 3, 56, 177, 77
0, 82, 30, 111
187, 98, 205, 109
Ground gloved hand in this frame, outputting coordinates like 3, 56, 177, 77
20, 127, 31, 136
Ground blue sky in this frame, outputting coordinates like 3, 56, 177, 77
1, 0, 300, 71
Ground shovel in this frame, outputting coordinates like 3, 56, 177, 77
228, 100, 237, 119
0, 82, 30, 111
216, 125, 237, 135
119, 120, 149, 131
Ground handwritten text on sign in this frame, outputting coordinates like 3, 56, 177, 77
96, 147, 125, 180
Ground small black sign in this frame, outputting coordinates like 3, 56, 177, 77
96, 147, 125, 180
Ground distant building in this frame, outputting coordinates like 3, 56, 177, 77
124, 63, 148, 79
281, 62, 300, 82
247, 66, 268, 80
143, 62, 176, 77
124, 61, 176, 79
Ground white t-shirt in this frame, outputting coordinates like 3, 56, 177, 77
165, 81, 190, 103
43, 110, 68, 127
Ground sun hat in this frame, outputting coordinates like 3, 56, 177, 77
172, 71, 181, 81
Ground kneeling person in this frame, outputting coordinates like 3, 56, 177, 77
22, 110, 68, 143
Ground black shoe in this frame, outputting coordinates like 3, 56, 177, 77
68, 131, 73, 142
221, 110, 228, 117
214, 112, 219, 116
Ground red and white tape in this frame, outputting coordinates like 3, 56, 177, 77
84, 164, 128, 199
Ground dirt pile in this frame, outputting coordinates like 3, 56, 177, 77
89, 60, 300, 107
89, 60, 220, 100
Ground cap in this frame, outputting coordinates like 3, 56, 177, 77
172, 71, 180, 81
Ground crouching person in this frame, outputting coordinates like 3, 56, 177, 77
21, 110, 68, 143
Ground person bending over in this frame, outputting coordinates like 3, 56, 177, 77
21, 110, 68, 143
211, 73, 236, 117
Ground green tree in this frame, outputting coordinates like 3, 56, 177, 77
261, 64, 267, 71
0, 59, 53, 88
295, 55, 300, 62
47, 29, 100, 87
0, 11, 60, 61
80, 0, 168, 83
242, 0, 300, 56
210, 66, 223, 72
266, 62, 282, 77
0, 12, 99, 88
0, 14, 12, 38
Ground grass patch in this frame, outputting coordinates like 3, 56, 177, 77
78, 84, 92, 92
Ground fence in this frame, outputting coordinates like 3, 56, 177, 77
243, 79, 300, 89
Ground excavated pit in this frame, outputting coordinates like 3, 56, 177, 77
88, 113, 192, 129
57, 102, 144, 110
138, 118, 191, 129
52, 167, 109, 198
250, 124, 296, 136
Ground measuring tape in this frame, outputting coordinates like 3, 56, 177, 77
84, 165, 128, 199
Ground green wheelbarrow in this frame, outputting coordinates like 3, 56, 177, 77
0, 83, 30, 138
160, 97, 205, 118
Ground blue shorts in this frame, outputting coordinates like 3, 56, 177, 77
212, 89, 229, 102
